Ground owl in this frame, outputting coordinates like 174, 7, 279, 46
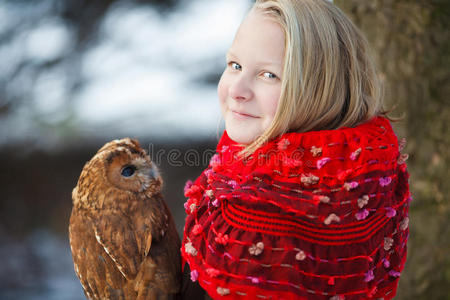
69, 138, 181, 300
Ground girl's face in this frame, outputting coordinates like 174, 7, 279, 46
218, 8, 285, 145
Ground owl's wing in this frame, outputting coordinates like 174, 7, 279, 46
69, 209, 127, 299
134, 199, 182, 296
92, 209, 152, 280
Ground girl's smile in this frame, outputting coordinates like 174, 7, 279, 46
217, 8, 285, 145
231, 109, 259, 119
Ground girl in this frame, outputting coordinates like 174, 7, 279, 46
182, 0, 410, 299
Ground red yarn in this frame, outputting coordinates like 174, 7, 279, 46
182, 117, 410, 300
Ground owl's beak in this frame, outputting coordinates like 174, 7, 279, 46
148, 164, 160, 180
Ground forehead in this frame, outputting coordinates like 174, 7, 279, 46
100, 143, 147, 166
230, 8, 285, 64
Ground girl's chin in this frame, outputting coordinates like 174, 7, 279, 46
225, 125, 260, 145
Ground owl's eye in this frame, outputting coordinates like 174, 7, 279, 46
121, 165, 136, 177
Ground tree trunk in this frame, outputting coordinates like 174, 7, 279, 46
334, 1, 450, 299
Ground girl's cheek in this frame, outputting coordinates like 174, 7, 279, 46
268, 85, 282, 117
217, 72, 228, 106
256, 83, 281, 119
270, 96, 280, 118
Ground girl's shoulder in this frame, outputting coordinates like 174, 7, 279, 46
214, 116, 402, 194
218, 116, 398, 158
246, 116, 400, 172
281, 116, 398, 152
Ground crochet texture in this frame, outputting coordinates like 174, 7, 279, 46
182, 116, 410, 300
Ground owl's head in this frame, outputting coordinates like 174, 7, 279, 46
74, 138, 162, 208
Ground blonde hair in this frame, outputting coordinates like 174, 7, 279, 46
242, 0, 387, 155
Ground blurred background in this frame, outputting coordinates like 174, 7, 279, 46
0, 0, 448, 299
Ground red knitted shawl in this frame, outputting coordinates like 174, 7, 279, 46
182, 116, 410, 300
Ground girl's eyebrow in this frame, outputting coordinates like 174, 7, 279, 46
227, 51, 282, 68
226, 51, 238, 59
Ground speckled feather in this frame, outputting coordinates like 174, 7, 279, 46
69, 138, 181, 300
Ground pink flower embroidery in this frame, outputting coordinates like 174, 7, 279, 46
310, 146, 322, 157
301, 173, 320, 186
212, 199, 220, 207
385, 207, 396, 218
357, 195, 369, 208
205, 189, 214, 198
248, 277, 260, 284
316, 157, 331, 169
217, 287, 230, 296
204, 168, 213, 179
249, 242, 264, 256
397, 153, 409, 164
350, 148, 362, 160
227, 180, 238, 189
184, 197, 199, 214
382, 258, 390, 268
384, 237, 394, 251
344, 181, 359, 191
324, 213, 341, 225
400, 217, 409, 231
379, 177, 392, 187
364, 269, 374, 282
389, 270, 401, 277
190, 270, 199, 282
277, 138, 291, 150
184, 180, 193, 194
206, 268, 220, 278
210, 154, 222, 171
355, 209, 369, 220
295, 250, 306, 261
215, 233, 229, 246
184, 242, 198, 256
313, 195, 330, 204
184, 184, 201, 198
192, 224, 203, 235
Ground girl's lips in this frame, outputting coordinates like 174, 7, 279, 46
231, 110, 258, 119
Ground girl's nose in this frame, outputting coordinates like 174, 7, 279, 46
229, 76, 253, 101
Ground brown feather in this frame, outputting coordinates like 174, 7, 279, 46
69, 138, 181, 300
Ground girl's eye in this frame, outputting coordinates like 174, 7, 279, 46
229, 62, 242, 71
263, 72, 277, 79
